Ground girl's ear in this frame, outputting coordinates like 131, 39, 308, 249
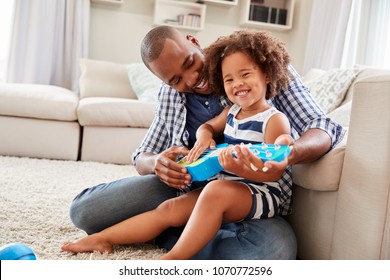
265, 76, 270, 84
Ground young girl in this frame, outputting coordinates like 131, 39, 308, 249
61, 30, 292, 260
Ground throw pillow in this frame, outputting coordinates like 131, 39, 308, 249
80, 59, 136, 99
126, 63, 162, 102
305, 67, 361, 113
328, 101, 352, 127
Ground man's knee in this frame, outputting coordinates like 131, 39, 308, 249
69, 196, 91, 233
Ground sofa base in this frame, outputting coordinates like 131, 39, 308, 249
286, 185, 338, 260
80, 126, 148, 165
0, 115, 80, 161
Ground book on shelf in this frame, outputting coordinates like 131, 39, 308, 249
249, 3, 287, 25
177, 13, 201, 28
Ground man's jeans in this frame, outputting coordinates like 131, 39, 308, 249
69, 174, 297, 259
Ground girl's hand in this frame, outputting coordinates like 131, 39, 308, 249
218, 146, 245, 174
234, 135, 293, 174
186, 139, 216, 164
262, 134, 294, 173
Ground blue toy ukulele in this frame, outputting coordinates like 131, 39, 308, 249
178, 143, 291, 182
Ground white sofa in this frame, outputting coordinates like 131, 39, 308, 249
0, 83, 80, 160
0, 59, 159, 164
77, 59, 158, 164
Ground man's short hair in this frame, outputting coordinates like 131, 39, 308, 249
141, 26, 180, 69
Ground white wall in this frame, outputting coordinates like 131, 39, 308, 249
89, 0, 313, 75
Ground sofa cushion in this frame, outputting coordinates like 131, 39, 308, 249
79, 59, 137, 99
0, 83, 78, 121
77, 97, 156, 128
305, 67, 361, 113
126, 63, 162, 102
292, 134, 347, 192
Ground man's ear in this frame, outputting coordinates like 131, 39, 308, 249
186, 35, 200, 47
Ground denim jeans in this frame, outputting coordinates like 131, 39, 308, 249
69, 174, 297, 260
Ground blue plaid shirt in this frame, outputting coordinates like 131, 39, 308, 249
132, 65, 346, 215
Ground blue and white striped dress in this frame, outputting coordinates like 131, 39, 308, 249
216, 104, 290, 219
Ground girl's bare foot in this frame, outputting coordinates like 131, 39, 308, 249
61, 234, 113, 254
159, 251, 184, 260
159, 253, 171, 260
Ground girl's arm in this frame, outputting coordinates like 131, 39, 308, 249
186, 106, 231, 164
222, 112, 291, 182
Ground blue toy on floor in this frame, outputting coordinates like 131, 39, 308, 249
0, 242, 37, 260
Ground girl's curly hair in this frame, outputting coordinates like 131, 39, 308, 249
204, 29, 292, 99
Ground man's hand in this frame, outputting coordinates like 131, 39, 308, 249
153, 146, 192, 190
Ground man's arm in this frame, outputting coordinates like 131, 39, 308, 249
132, 84, 192, 189
288, 128, 331, 165
134, 152, 157, 175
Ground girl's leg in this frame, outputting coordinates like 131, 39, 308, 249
61, 189, 202, 253
70, 175, 178, 234
161, 181, 252, 260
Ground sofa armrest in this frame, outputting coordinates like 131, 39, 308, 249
331, 74, 390, 259
292, 136, 347, 192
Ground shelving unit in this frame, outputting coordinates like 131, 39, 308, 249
91, 0, 123, 6
202, 0, 238, 7
153, 0, 206, 31
239, 0, 294, 31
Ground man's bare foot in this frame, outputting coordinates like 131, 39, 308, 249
61, 234, 113, 254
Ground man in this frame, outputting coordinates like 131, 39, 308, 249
69, 26, 345, 259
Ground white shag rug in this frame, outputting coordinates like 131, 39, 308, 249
0, 156, 166, 260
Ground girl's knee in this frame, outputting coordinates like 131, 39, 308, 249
156, 198, 184, 217
201, 181, 251, 205
156, 199, 189, 227
204, 180, 224, 191
201, 181, 226, 200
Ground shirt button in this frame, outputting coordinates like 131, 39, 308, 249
205, 101, 209, 106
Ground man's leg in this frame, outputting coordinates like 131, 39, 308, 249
69, 174, 178, 234
156, 216, 297, 260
